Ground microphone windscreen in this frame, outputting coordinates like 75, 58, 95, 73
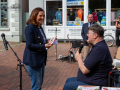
79, 44, 84, 53
1, 33, 5, 37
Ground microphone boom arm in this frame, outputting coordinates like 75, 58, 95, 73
2, 38, 30, 90
7, 42, 30, 75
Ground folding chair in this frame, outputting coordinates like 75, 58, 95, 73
108, 67, 119, 87
113, 47, 120, 70
108, 47, 120, 87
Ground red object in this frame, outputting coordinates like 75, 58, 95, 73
49, 36, 57, 44
92, 12, 98, 22
109, 71, 112, 74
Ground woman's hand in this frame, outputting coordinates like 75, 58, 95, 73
45, 43, 52, 49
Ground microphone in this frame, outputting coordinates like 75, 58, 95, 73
79, 44, 83, 53
1, 33, 8, 50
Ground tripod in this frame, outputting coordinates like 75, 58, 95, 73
55, 28, 57, 60
4, 40, 30, 90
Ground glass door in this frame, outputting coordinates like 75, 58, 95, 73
46, 0, 63, 26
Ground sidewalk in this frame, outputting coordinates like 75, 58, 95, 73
0, 41, 117, 90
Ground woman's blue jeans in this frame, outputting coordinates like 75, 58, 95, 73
26, 63, 45, 90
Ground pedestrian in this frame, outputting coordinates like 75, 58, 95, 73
81, 14, 96, 59
115, 16, 120, 47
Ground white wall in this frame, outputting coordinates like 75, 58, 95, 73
29, 0, 44, 15
0, 0, 21, 42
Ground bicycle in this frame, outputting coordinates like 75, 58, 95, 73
104, 29, 115, 47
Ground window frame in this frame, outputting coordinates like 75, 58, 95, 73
0, 0, 8, 28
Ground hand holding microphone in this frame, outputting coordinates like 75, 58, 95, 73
1, 33, 8, 50
79, 44, 83, 53
75, 44, 84, 62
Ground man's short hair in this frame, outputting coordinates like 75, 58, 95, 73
87, 14, 93, 18
88, 24, 104, 37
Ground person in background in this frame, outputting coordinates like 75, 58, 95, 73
81, 14, 96, 59
23, 7, 52, 90
115, 16, 120, 47
63, 24, 112, 90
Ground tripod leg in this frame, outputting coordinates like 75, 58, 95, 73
17, 64, 23, 90
20, 65, 22, 90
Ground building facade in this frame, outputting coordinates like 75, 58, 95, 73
0, 0, 28, 42
29, 0, 119, 40
0, 0, 119, 42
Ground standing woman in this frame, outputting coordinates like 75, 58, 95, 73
115, 16, 120, 47
23, 7, 52, 90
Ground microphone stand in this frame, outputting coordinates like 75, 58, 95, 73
55, 28, 57, 60
5, 40, 30, 90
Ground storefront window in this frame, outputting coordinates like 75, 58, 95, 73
46, 1, 62, 26
111, 0, 120, 26
89, 0, 106, 26
0, 0, 8, 28
67, 0, 84, 26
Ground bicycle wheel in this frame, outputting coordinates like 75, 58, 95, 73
104, 34, 114, 47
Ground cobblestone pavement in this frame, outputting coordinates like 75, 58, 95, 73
0, 41, 117, 90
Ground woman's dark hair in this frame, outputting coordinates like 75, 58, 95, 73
26, 7, 44, 26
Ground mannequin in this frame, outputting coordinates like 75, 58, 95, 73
111, 10, 115, 23
92, 10, 98, 22
55, 9, 62, 23
77, 9, 83, 20
75, 9, 78, 18
69, 9, 75, 21
88, 8, 92, 14
97, 10, 103, 23
67, 9, 70, 21
103, 10, 106, 16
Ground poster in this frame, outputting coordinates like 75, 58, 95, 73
67, 0, 84, 6
67, 0, 84, 26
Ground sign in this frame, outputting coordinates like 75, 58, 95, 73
67, 0, 84, 26
67, 17, 84, 26
45, 28, 64, 39
67, 0, 84, 6
66, 28, 82, 39
69, 29, 81, 36
48, 29, 61, 33
67, 21, 84, 26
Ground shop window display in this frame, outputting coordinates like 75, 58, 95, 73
46, 1, 62, 26
111, 0, 120, 26
67, 0, 84, 26
89, 0, 106, 26
0, 0, 8, 28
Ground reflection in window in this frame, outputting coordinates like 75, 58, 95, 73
1, 0, 7, 2
46, 1, 62, 26
0, 0, 8, 28
89, 0, 106, 26
111, 0, 120, 26
67, 0, 84, 26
